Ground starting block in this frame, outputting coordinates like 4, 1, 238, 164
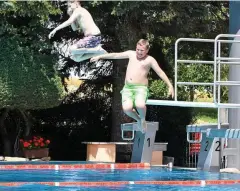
121, 122, 159, 163
121, 122, 139, 141
186, 123, 229, 171
207, 128, 240, 164
207, 129, 240, 139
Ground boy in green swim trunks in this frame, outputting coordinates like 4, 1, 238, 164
90, 39, 174, 132
121, 83, 149, 107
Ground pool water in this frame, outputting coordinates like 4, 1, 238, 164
0, 168, 240, 182
0, 164, 239, 190
0, 184, 240, 191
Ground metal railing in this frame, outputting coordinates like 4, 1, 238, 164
174, 34, 240, 129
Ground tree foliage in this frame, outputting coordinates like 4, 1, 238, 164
0, 1, 65, 156
0, 1, 65, 109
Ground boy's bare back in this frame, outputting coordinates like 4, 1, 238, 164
71, 7, 100, 36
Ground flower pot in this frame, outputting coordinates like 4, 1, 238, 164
23, 148, 49, 159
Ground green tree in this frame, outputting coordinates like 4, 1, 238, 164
0, 1, 65, 156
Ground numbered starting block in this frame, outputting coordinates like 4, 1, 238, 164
186, 123, 229, 172
121, 122, 159, 163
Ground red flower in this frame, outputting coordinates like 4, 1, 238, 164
23, 142, 30, 148
20, 136, 50, 150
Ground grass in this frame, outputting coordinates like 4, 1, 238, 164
193, 96, 218, 124
193, 108, 218, 124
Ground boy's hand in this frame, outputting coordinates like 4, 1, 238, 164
48, 29, 57, 39
168, 85, 174, 98
90, 56, 101, 62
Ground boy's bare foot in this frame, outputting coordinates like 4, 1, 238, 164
141, 119, 147, 133
137, 119, 146, 133
137, 120, 141, 131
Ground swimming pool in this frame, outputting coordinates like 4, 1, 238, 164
0, 162, 239, 190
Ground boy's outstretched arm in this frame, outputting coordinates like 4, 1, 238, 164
90, 51, 132, 62
49, 9, 80, 39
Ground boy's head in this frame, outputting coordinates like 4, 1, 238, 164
67, 0, 81, 15
136, 39, 150, 59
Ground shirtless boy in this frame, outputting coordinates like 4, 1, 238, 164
90, 39, 174, 132
48, 0, 105, 62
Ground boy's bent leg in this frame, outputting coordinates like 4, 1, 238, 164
71, 51, 108, 63
69, 44, 79, 55
122, 99, 141, 122
69, 37, 87, 55
69, 36, 106, 62
134, 87, 149, 132
70, 35, 102, 54
135, 97, 146, 118
70, 44, 105, 55
121, 88, 141, 127
135, 97, 147, 132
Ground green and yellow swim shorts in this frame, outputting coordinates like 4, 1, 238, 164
120, 83, 149, 105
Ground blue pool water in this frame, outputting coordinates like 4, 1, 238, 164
0, 168, 240, 182
0, 184, 240, 191
0, 163, 239, 190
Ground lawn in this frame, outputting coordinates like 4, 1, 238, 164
193, 96, 218, 124
193, 107, 218, 124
